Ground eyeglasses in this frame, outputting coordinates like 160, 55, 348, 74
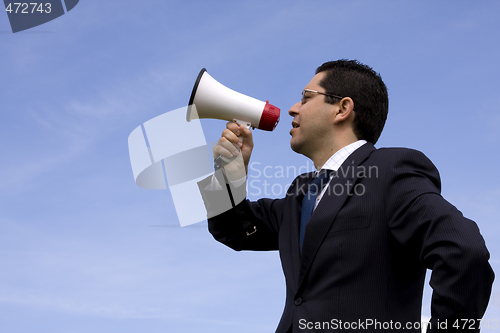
302, 89, 344, 104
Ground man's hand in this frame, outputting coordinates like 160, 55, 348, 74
213, 121, 254, 180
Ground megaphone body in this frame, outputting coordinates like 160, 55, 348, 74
187, 69, 280, 131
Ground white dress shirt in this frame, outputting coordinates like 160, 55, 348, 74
313, 140, 367, 208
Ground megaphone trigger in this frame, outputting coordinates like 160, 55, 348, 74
234, 119, 252, 130
232, 118, 252, 142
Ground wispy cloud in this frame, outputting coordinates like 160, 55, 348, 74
0, 215, 283, 329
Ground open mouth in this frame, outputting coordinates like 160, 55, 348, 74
292, 122, 300, 128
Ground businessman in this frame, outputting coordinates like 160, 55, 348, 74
199, 60, 494, 332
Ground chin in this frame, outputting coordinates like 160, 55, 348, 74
290, 139, 303, 155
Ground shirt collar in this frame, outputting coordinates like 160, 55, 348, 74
318, 140, 367, 174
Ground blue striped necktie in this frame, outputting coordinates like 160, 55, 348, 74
299, 170, 332, 252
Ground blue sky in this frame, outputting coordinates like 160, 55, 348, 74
1, 1, 499, 332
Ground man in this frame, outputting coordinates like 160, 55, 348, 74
198, 60, 494, 332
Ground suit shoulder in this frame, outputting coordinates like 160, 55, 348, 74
374, 146, 428, 157
371, 147, 435, 166
371, 147, 441, 191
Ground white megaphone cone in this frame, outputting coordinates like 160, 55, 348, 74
187, 68, 280, 131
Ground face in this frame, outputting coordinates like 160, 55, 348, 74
289, 72, 338, 157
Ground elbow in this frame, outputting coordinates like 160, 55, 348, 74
470, 243, 495, 285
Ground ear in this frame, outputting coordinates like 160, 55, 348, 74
333, 97, 355, 124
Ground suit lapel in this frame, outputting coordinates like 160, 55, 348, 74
297, 143, 376, 290
285, 171, 314, 288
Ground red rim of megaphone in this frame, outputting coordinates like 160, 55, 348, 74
259, 101, 280, 131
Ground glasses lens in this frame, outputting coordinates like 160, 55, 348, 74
301, 90, 313, 104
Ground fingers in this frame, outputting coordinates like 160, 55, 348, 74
213, 121, 254, 168
212, 122, 238, 159
213, 137, 240, 159
224, 121, 254, 147
223, 122, 243, 146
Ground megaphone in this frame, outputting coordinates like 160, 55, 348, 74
187, 69, 280, 131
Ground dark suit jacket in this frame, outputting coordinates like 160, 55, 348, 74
199, 143, 494, 332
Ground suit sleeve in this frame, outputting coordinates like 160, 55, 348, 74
198, 174, 288, 251
385, 149, 494, 332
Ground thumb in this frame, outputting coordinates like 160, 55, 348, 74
238, 124, 254, 148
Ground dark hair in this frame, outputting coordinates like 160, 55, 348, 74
316, 59, 388, 144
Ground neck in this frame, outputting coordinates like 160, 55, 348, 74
310, 135, 359, 170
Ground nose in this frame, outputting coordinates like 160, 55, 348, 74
288, 101, 301, 117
